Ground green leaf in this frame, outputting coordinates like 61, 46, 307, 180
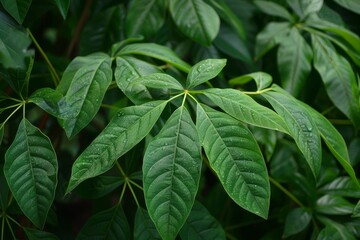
66, 101, 167, 193
77, 205, 130, 240
263, 87, 322, 178
255, 22, 290, 60
229, 71, 272, 91
4, 119, 58, 228
316, 195, 355, 215
353, 200, 360, 217
254, 1, 293, 20
80, 6, 123, 55
0, 12, 33, 69
283, 208, 312, 238
202, 88, 288, 133
179, 201, 226, 240
286, 0, 323, 19
318, 177, 360, 198
118, 43, 191, 72
24, 228, 59, 240
75, 176, 124, 199
317, 221, 356, 240
111, 36, 144, 57
0, 0, 32, 24
277, 27, 313, 96
311, 35, 360, 125
143, 106, 202, 240
299, 102, 359, 188
186, 59, 226, 89
53, 0, 70, 19
196, 104, 270, 219
169, 0, 220, 46
134, 208, 161, 240
131, 73, 184, 91
115, 56, 162, 104
61, 53, 112, 138
126, 0, 166, 38
29, 88, 75, 119
333, 0, 360, 15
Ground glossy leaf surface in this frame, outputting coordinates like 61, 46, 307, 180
333, 0, 360, 14
62, 53, 112, 138
24, 228, 59, 240
143, 106, 202, 240
186, 59, 226, 89
263, 87, 322, 178
283, 208, 312, 238
131, 73, 184, 90
77, 206, 130, 240
4, 119, 57, 228
229, 71, 272, 91
67, 101, 167, 193
202, 88, 288, 133
0, 0, 32, 24
119, 43, 191, 72
169, 0, 220, 46
179, 201, 226, 240
53, 0, 70, 19
318, 177, 360, 198
196, 104, 270, 219
316, 195, 355, 215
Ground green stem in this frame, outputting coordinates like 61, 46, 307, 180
115, 161, 127, 178
269, 176, 305, 208
0, 104, 23, 129
27, 28, 60, 86
128, 179, 143, 190
127, 181, 140, 208
242, 88, 273, 95
118, 183, 127, 204
1, 215, 4, 240
5, 217, 15, 240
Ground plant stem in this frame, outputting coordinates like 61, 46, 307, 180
115, 161, 127, 178
1, 215, 4, 240
118, 183, 127, 204
5, 217, 15, 240
269, 176, 305, 208
127, 182, 140, 208
27, 29, 60, 86
128, 179, 143, 190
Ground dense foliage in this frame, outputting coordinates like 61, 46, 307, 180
0, 0, 360, 239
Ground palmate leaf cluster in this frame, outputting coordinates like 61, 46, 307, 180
0, 0, 360, 239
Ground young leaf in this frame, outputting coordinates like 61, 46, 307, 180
134, 208, 161, 240
77, 205, 130, 240
254, 1, 293, 20
179, 201, 226, 240
66, 101, 167, 193
0, 0, 32, 24
312, 34, 360, 126
229, 71, 272, 91
255, 22, 290, 60
4, 119, 58, 228
277, 27, 313, 96
143, 106, 202, 240
24, 228, 59, 240
53, 0, 70, 19
115, 56, 162, 104
196, 104, 270, 219
299, 102, 359, 188
333, 0, 360, 14
61, 53, 112, 138
29, 88, 75, 119
186, 59, 226, 89
283, 208, 312, 238
169, 0, 220, 46
126, 0, 166, 38
263, 87, 322, 178
202, 88, 288, 133
118, 43, 191, 72
316, 195, 355, 215
130, 73, 184, 90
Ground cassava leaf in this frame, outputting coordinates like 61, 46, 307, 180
134, 208, 161, 240
263, 86, 322, 178
353, 200, 360, 217
29, 88, 75, 119
179, 201, 226, 240
316, 195, 355, 215
143, 106, 202, 240
254, 0, 293, 20
131, 73, 184, 90
118, 43, 191, 72
283, 208, 312, 238
196, 104, 270, 219
61, 53, 112, 138
77, 205, 130, 240
0, 0, 32, 24
286, 0, 323, 19
75, 176, 124, 199
53, 0, 70, 19
115, 56, 162, 104
312, 35, 360, 125
66, 101, 167, 193
229, 71, 272, 91
169, 0, 220, 46
24, 228, 59, 240
277, 27, 313, 96
126, 0, 166, 38
318, 177, 360, 197
201, 88, 288, 133
333, 0, 360, 15
186, 58, 226, 89
4, 119, 57, 228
